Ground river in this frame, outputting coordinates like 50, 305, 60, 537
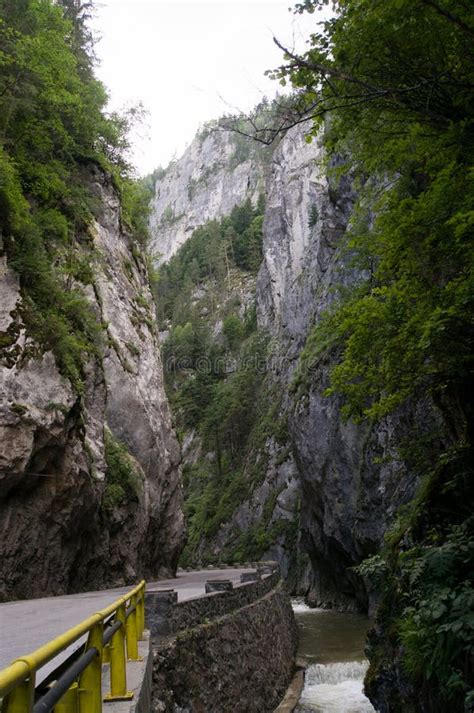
292, 600, 376, 713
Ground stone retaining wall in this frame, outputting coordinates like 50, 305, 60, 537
173, 570, 279, 631
146, 570, 280, 636
151, 582, 297, 713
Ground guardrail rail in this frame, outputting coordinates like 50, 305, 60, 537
0, 580, 146, 713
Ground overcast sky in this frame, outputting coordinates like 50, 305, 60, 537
93, 1, 319, 176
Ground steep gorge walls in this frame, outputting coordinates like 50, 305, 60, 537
150, 127, 304, 577
150, 119, 418, 606
150, 115, 455, 616
0, 172, 185, 600
257, 126, 446, 611
0, 0, 184, 601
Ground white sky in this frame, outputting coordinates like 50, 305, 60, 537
93, 0, 319, 175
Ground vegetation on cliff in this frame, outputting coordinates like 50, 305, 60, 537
271, 0, 474, 709
156, 199, 294, 564
0, 0, 148, 389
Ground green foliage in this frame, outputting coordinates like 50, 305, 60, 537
270, 0, 474, 145
362, 484, 474, 710
365, 443, 473, 705
120, 178, 152, 248
233, 210, 264, 272
355, 554, 388, 588
155, 197, 264, 326
157, 208, 286, 565
295, 157, 474, 421
102, 429, 141, 510
283, 0, 474, 418
0, 0, 145, 389
397, 520, 474, 696
202, 332, 268, 461
307, 203, 319, 228
176, 365, 294, 567
222, 314, 244, 351
277, 1, 474, 708
219, 94, 297, 148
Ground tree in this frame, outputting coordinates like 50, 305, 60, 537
282, 0, 474, 420
58, 0, 96, 77
0, 0, 143, 388
223, 314, 244, 351
230, 0, 474, 146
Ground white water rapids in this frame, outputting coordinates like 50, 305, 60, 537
298, 661, 375, 712
292, 600, 323, 614
292, 600, 376, 713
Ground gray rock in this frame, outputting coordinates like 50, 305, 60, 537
0, 169, 185, 600
147, 116, 444, 614
257, 125, 440, 609
149, 130, 268, 264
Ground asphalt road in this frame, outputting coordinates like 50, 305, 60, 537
0, 567, 254, 683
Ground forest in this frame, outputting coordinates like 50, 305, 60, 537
156, 198, 295, 563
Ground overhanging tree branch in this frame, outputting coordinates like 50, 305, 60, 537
272, 37, 379, 93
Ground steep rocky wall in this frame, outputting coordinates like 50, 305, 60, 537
0, 169, 185, 601
149, 129, 268, 263
151, 582, 297, 713
256, 125, 441, 611
201, 441, 302, 579
147, 117, 437, 612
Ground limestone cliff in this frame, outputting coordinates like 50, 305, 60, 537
149, 119, 441, 612
0, 169, 185, 601
149, 127, 268, 263
257, 126, 445, 610
151, 130, 303, 576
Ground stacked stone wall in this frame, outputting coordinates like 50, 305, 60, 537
151, 581, 297, 713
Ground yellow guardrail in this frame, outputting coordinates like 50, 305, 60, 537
0, 580, 146, 713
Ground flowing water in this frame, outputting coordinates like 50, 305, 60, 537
292, 600, 376, 713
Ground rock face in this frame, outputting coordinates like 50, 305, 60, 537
0, 170, 185, 601
148, 118, 432, 612
149, 128, 268, 263
257, 126, 431, 610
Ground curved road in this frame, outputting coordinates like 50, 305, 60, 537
0, 567, 254, 683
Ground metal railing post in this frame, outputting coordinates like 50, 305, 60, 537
78, 620, 103, 713
54, 682, 79, 713
140, 585, 146, 637
125, 596, 141, 662
2, 674, 35, 713
103, 604, 132, 702
136, 587, 145, 640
